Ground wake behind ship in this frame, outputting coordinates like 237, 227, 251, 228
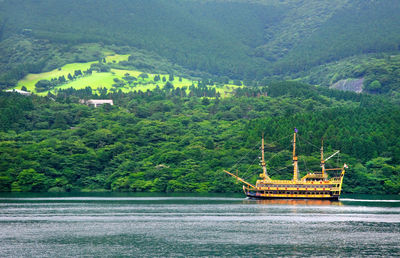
223, 130, 347, 200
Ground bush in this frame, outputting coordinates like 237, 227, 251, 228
35, 80, 52, 92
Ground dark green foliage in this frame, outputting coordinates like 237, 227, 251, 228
0, 82, 399, 194
233, 80, 242, 86
1, 0, 400, 194
299, 54, 400, 95
275, 0, 400, 74
35, 79, 52, 92
1, 0, 398, 82
74, 70, 82, 77
90, 62, 110, 72
0, 91, 33, 131
122, 74, 136, 83
58, 75, 66, 83
138, 73, 149, 79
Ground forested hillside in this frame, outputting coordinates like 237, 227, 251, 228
1, 0, 399, 93
297, 54, 400, 96
1, 82, 399, 194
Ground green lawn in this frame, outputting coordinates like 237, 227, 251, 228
105, 54, 130, 63
56, 72, 118, 91
17, 62, 97, 92
15, 54, 242, 96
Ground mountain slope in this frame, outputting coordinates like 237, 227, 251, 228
0, 0, 399, 87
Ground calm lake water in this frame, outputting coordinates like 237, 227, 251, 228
0, 193, 399, 257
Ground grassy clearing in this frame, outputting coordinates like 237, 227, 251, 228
110, 69, 142, 78
105, 54, 130, 63
17, 62, 96, 92
56, 72, 117, 91
15, 54, 242, 96
52, 69, 198, 94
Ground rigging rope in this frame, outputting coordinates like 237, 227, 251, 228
268, 163, 292, 174
262, 134, 292, 161
297, 134, 321, 151
228, 134, 292, 173
228, 132, 342, 179
228, 141, 260, 173
300, 149, 309, 174
263, 138, 294, 175
244, 155, 260, 175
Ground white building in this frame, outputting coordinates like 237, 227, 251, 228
5, 89, 32, 96
80, 99, 114, 108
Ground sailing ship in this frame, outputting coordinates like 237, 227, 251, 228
223, 129, 347, 200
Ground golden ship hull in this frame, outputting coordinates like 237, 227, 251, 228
244, 183, 341, 200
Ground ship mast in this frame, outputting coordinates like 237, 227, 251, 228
321, 138, 325, 177
293, 129, 298, 182
261, 133, 269, 180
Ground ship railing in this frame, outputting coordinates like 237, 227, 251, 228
263, 180, 298, 184
264, 179, 341, 184
330, 177, 341, 183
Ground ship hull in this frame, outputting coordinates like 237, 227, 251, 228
245, 193, 339, 201
243, 182, 342, 201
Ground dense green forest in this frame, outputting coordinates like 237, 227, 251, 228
0, 1, 399, 195
1, 81, 399, 194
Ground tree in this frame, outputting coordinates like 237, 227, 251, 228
205, 138, 214, 149
201, 97, 210, 105
367, 80, 382, 91
12, 169, 50, 192
58, 75, 66, 83
164, 81, 174, 91
169, 74, 174, 81
52, 112, 69, 129
139, 73, 149, 79
68, 73, 73, 80
74, 70, 82, 77
35, 80, 52, 92
233, 80, 242, 86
